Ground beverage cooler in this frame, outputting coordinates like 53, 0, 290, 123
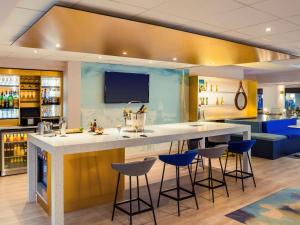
1, 130, 34, 176
0, 69, 63, 176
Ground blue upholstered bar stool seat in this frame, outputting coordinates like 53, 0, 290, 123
224, 140, 256, 192
111, 157, 157, 225
157, 150, 198, 216
193, 145, 229, 203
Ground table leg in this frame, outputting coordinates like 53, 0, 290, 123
51, 152, 64, 225
243, 130, 251, 173
200, 138, 206, 165
28, 142, 37, 202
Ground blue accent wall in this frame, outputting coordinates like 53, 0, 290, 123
81, 62, 187, 128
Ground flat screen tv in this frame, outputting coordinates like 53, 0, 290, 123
104, 71, 149, 103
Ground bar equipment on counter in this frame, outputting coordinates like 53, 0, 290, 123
59, 117, 67, 136
88, 119, 104, 135
123, 104, 147, 132
37, 121, 53, 135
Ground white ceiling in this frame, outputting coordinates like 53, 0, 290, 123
2, 0, 300, 73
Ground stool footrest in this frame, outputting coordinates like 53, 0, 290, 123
225, 170, 253, 179
194, 177, 225, 189
160, 186, 195, 201
114, 198, 153, 216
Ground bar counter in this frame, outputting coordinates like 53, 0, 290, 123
27, 121, 251, 225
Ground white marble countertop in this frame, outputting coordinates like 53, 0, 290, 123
28, 122, 250, 154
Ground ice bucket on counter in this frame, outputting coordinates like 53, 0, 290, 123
125, 112, 146, 132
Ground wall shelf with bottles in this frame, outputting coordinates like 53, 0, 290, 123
189, 75, 257, 121
0, 75, 20, 121
41, 77, 62, 118
0, 68, 63, 126
20, 76, 40, 109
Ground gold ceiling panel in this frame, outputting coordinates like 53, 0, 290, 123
14, 6, 295, 66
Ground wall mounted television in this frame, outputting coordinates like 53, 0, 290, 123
104, 71, 149, 103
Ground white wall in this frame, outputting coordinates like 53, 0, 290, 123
246, 70, 300, 84
64, 61, 81, 128
0, 57, 66, 71
259, 84, 285, 112
189, 65, 244, 80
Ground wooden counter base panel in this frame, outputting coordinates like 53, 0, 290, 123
39, 148, 125, 214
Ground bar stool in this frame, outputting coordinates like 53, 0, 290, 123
186, 138, 204, 171
111, 157, 157, 225
157, 150, 198, 216
224, 140, 256, 192
193, 144, 229, 203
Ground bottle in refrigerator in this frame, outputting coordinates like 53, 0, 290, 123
8, 91, 13, 108
9, 134, 13, 142
4, 91, 8, 108
13, 91, 18, 108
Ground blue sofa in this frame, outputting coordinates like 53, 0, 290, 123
226, 117, 300, 160
262, 118, 300, 138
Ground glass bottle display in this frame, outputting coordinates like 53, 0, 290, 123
1, 131, 32, 176
41, 77, 61, 118
0, 75, 20, 119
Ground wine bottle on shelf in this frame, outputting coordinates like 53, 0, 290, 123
8, 91, 13, 108
43, 89, 47, 104
4, 91, 8, 108
13, 91, 18, 108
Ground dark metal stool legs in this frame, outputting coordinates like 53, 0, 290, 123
112, 172, 121, 221
247, 152, 256, 187
224, 151, 256, 191
145, 174, 157, 225
219, 158, 229, 198
157, 162, 166, 208
176, 166, 180, 216
194, 157, 229, 203
112, 174, 157, 225
157, 165, 199, 216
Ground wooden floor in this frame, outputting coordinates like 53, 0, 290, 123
1, 155, 300, 225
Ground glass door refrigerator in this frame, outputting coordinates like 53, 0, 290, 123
1, 130, 34, 176
40, 77, 62, 124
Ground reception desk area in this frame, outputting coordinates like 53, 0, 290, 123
28, 122, 251, 225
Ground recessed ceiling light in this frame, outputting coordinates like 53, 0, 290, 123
265, 27, 271, 32
55, 43, 61, 48
98, 56, 102, 59
33, 49, 38, 54
122, 51, 127, 55
172, 57, 177, 61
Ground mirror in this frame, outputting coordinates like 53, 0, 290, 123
235, 82, 248, 110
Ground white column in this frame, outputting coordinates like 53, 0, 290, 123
51, 151, 64, 225
64, 61, 81, 128
28, 142, 37, 202
243, 129, 251, 173
261, 85, 285, 113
